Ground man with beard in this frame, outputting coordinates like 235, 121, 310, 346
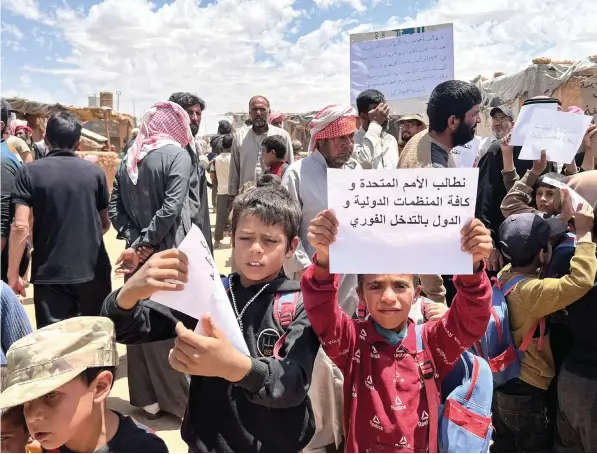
168, 92, 212, 252
108, 101, 194, 421
282, 104, 361, 453
228, 96, 293, 196
353, 89, 399, 169
477, 105, 514, 163
397, 114, 427, 154
399, 80, 481, 169
398, 80, 482, 305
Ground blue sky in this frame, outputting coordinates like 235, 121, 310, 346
1, 0, 595, 133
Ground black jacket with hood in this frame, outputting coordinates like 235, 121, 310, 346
101, 274, 319, 452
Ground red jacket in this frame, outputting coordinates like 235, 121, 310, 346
267, 160, 288, 177
301, 264, 491, 453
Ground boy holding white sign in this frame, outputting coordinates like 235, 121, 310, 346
301, 209, 493, 453
101, 185, 320, 453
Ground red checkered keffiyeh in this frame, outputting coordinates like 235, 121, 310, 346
126, 101, 195, 185
14, 125, 33, 135
308, 105, 357, 153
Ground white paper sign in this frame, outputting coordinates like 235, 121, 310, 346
452, 137, 481, 168
519, 110, 592, 163
509, 102, 558, 146
328, 168, 479, 275
152, 225, 250, 355
350, 24, 454, 104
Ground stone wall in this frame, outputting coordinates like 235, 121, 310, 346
76, 151, 120, 194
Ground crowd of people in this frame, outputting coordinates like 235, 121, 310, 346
0, 78, 596, 453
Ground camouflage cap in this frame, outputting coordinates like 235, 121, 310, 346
1, 317, 118, 410
398, 114, 427, 125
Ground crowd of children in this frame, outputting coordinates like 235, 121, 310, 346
1, 103, 597, 453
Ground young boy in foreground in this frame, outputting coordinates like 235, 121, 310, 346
491, 208, 596, 452
0, 317, 168, 453
102, 185, 320, 452
301, 210, 493, 453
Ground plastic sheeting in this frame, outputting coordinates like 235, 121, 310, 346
475, 58, 597, 110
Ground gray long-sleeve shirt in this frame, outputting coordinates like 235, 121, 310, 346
109, 144, 193, 251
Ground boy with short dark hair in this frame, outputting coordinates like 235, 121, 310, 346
491, 209, 596, 452
0, 317, 168, 453
102, 185, 320, 452
301, 209, 494, 452
262, 135, 289, 177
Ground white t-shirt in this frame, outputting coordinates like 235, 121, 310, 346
214, 152, 231, 195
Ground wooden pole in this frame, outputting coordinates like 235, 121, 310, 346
104, 109, 111, 150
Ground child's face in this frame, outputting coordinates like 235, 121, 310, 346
233, 214, 297, 286
23, 372, 112, 450
536, 186, 557, 214
262, 149, 275, 166
357, 274, 417, 331
1, 409, 29, 453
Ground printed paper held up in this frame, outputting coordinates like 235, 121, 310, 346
509, 102, 557, 146
328, 168, 479, 275
452, 137, 481, 168
519, 110, 592, 163
350, 24, 454, 104
152, 225, 250, 355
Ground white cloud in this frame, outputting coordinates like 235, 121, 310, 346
1, 21, 23, 40
1, 0, 53, 25
313, 0, 366, 12
3, 0, 597, 133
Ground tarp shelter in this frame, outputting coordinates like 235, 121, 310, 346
473, 56, 597, 137
5, 96, 135, 153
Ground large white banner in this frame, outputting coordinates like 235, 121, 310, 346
350, 23, 454, 112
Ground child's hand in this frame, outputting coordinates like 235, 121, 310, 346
500, 133, 515, 172
169, 316, 252, 382
461, 219, 493, 271
574, 203, 595, 238
424, 302, 449, 321
116, 249, 188, 310
582, 123, 597, 150
531, 150, 548, 175
559, 189, 575, 223
307, 210, 339, 269
115, 247, 140, 275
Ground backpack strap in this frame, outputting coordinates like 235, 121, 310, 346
221, 275, 230, 292
357, 301, 367, 321
499, 275, 527, 296
519, 318, 546, 352
274, 291, 300, 328
415, 324, 440, 453
555, 232, 576, 251
272, 291, 301, 359
498, 275, 546, 352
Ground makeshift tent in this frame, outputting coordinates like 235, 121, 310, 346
473, 56, 597, 137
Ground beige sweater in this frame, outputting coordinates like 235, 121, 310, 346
499, 241, 597, 390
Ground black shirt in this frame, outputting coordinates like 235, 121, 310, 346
12, 149, 110, 284
51, 411, 169, 453
102, 275, 319, 453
